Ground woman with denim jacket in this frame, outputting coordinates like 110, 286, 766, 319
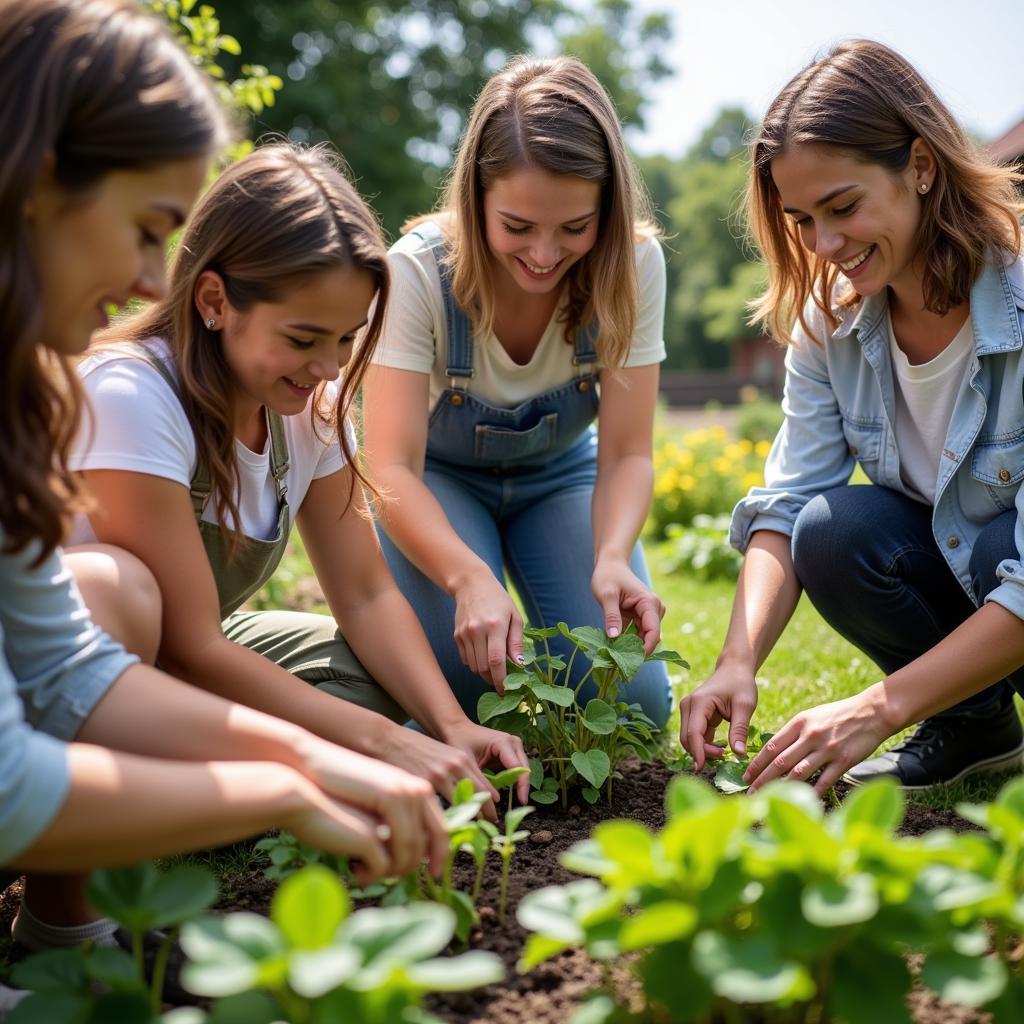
679, 38, 1024, 794
363, 56, 672, 727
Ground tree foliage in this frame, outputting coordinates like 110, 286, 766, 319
203, 0, 671, 234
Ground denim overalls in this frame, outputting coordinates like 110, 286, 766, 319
377, 224, 672, 727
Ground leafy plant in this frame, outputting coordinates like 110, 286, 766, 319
481, 805, 534, 928
518, 775, 1024, 1024
479, 623, 687, 808
659, 515, 743, 582
178, 864, 503, 1024
254, 831, 350, 883
9, 862, 218, 1023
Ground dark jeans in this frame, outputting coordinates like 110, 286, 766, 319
791, 485, 1021, 715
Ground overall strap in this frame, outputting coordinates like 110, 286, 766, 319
132, 345, 212, 517
266, 410, 289, 504
409, 222, 474, 389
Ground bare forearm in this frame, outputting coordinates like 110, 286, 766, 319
592, 454, 653, 562
335, 588, 468, 738
375, 464, 494, 595
872, 602, 1024, 732
718, 530, 802, 673
14, 747, 308, 871
154, 636, 398, 760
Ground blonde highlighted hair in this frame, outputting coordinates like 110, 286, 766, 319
746, 38, 1023, 345
99, 142, 389, 556
413, 54, 657, 368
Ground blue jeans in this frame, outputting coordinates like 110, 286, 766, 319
378, 437, 672, 728
791, 485, 1021, 714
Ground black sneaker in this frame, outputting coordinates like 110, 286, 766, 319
843, 704, 1024, 790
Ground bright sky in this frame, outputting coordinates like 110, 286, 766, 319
629, 0, 1024, 157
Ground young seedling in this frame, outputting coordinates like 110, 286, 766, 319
483, 805, 535, 927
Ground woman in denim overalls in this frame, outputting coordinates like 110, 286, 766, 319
680, 40, 1024, 794
365, 56, 673, 728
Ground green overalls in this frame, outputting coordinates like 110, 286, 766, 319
140, 349, 406, 721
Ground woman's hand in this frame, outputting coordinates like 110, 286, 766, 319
440, 720, 531, 805
374, 726, 517, 821
591, 558, 665, 655
294, 737, 449, 877
453, 570, 524, 692
743, 688, 892, 796
679, 663, 759, 769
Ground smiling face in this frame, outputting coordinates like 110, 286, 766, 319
27, 157, 208, 356
206, 265, 377, 425
482, 166, 601, 295
770, 142, 934, 302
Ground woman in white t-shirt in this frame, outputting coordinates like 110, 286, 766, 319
71, 143, 529, 810
363, 56, 672, 726
679, 39, 1024, 795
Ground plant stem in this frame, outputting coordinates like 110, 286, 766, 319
498, 851, 511, 927
149, 928, 177, 1015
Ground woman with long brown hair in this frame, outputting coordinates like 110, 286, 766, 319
364, 56, 672, 724
69, 141, 528, 808
680, 39, 1024, 795
0, 0, 448, 1008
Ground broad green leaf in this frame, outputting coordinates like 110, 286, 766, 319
582, 786, 601, 804
572, 749, 611, 788
477, 691, 523, 723
519, 933, 571, 971
606, 634, 645, 681
921, 950, 1007, 1007
580, 699, 617, 735
997, 776, 1024, 818
525, 625, 560, 640
84, 991, 154, 1024
8, 992, 91, 1024
834, 778, 904, 837
505, 806, 534, 833
84, 947, 144, 992
665, 774, 718, 818
87, 864, 161, 931
484, 766, 530, 790
531, 790, 559, 804
529, 758, 545, 789
828, 947, 911, 1024
501, 671, 536, 692
287, 947, 359, 998
648, 646, 687, 667
406, 951, 504, 991
531, 683, 576, 707
713, 761, 749, 793
147, 865, 219, 929
559, 839, 616, 878
449, 889, 478, 944
593, 821, 656, 885
340, 903, 455, 970
271, 865, 349, 950
11, 948, 88, 993
179, 916, 284, 998
565, 625, 606, 652
801, 874, 879, 927
691, 931, 814, 1004
642, 942, 713, 1018
517, 879, 611, 944
201, 991, 285, 1024
619, 901, 696, 950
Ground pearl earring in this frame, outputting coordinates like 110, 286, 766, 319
918, 182, 930, 194
206, 318, 216, 329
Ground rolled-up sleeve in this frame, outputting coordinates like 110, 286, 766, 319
986, 482, 1024, 620
730, 322, 856, 553
1, 540, 137, 740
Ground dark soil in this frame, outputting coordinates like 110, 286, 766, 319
0, 762, 999, 1024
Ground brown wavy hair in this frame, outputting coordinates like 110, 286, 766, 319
99, 143, 390, 556
747, 38, 1024, 345
0, 0, 224, 564
409, 55, 658, 368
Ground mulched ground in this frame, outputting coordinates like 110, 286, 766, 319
0, 761, 1000, 1023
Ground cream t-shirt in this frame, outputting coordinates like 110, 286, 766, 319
372, 223, 667, 410
68, 339, 350, 544
889, 311, 975, 504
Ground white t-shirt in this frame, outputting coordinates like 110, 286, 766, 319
68, 339, 350, 544
372, 222, 667, 410
889, 311, 975, 505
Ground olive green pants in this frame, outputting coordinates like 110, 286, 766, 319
222, 610, 408, 723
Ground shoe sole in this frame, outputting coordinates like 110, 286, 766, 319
841, 738, 1024, 792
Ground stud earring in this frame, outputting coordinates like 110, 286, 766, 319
918, 182, 930, 194
206, 318, 216, 329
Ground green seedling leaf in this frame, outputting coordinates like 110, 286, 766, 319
444, 792, 490, 831
530, 790, 559, 804
564, 624, 606, 652
921, 949, 1007, 1007
665, 774, 718, 817
407, 951, 504, 991
834, 778, 904, 836
517, 879, 611, 944
605, 634, 645, 681
648, 646, 688, 667
505, 806, 534, 833
200, 990, 284, 1024
271, 865, 350, 950
691, 931, 815, 1004
477, 691, 523, 723
559, 839, 617, 878
85, 947, 144, 992
180, 914, 285, 997
530, 683, 576, 707
10, 948, 87, 993
828, 947, 911, 1024
572, 750, 611, 789
147, 865, 220, 929
500, 671, 535, 692
287, 946, 359, 999
8, 992, 91, 1024
581, 699, 617, 735
713, 761, 749, 793
525, 626, 560, 640
529, 758, 545, 789
87, 863, 161, 931
484, 766, 530, 790
996, 775, 1024, 817
619, 901, 697, 950
582, 786, 600, 804
802, 874, 879, 928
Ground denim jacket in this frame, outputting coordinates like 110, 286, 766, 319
731, 253, 1024, 620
